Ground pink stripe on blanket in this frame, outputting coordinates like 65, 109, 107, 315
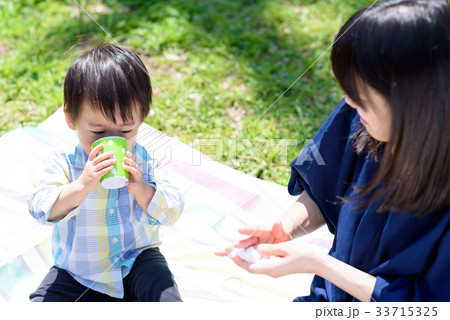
166, 160, 262, 212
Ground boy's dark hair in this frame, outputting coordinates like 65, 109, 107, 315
331, 0, 450, 215
64, 42, 152, 123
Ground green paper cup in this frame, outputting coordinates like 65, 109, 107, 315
91, 136, 129, 189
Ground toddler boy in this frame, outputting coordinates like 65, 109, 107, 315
28, 43, 184, 302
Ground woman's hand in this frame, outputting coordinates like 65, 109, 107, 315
214, 220, 291, 256
230, 240, 376, 302
231, 240, 377, 302
215, 191, 324, 257
230, 240, 320, 278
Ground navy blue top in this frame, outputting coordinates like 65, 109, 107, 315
288, 99, 450, 302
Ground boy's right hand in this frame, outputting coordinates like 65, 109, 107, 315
78, 143, 116, 192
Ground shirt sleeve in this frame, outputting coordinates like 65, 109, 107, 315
27, 151, 80, 225
287, 98, 360, 233
134, 146, 184, 226
371, 215, 450, 302
145, 159, 184, 225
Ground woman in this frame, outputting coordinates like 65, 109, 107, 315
216, 0, 450, 302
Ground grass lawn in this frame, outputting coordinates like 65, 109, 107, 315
0, 0, 374, 186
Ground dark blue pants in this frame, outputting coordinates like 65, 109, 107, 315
30, 247, 182, 302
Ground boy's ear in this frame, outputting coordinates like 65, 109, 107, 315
64, 109, 77, 131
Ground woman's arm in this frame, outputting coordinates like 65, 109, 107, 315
280, 190, 325, 239
215, 190, 325, 255
232, 240, 376, 302
313, 251, 377, 302
225, 190, 374, 302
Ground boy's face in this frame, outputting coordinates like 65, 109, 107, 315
65, 103, 142, 156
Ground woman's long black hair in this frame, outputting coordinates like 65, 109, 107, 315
331, 0, 450, 214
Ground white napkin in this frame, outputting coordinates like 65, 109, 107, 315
228, 246, 262, 263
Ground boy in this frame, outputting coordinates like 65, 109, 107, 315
28, 43, 184, 302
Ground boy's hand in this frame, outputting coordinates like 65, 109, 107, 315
79, 143, 116, 192
124, 151, 155, 211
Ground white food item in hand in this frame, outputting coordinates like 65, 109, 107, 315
228, 246, 262, 263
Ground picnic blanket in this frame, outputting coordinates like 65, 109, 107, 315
0, 108, 333, 302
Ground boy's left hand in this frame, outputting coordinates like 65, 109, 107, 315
124, 151, 155, 210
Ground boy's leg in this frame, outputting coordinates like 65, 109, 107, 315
30, 266, 120, 302
124, 247, 182, 302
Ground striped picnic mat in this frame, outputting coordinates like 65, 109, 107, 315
0, 108, 333, 302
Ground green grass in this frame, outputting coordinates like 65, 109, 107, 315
0, 0, 374, 186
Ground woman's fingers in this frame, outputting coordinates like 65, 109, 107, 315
228, 244, 288, 277
214, 247, 234, 256
238, 226, 265, 236
229, 255, 275, 275
235, 237, 258, 249
230, 256, 253, 270
255, 243, 286, 258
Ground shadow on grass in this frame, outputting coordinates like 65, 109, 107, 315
4, 0, 371, 181
39, 0, 346, 121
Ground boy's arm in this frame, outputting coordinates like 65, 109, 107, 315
47, 179, 90, 222
29, 144, 115, 224
28, 151, 75, 224
125, 151, 184, 225
144, 177, 184, 225
48, 144, 115, 221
